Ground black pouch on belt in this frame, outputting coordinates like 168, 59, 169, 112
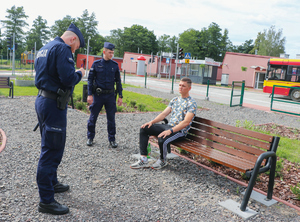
56, 88, 71, 110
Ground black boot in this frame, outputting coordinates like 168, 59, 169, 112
38, 200, 69, 215
86, 139, 93, 146
109, 141, 118, 148
54, 182, 69, 193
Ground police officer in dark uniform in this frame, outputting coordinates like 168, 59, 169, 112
34, 23, 85, 215
86, 42, 123, 148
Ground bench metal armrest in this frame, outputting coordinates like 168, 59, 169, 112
241, 151, 277, 211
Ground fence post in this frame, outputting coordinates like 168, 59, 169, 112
144, 72, 147, 88
123, 70, 125, 84
170, 75, 174, 94
205, 79, 210, 101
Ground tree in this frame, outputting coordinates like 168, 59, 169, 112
76, 10, 99, 55
1, 5, 29, 59
50, 15, 76, 38
178, 28, 201, 58
26, 16, 51, 51
106, 28, 124, 57
250, 26, 285, 56
108, 24, 158, 56
157, 34, 170, 53
178, 23, 229, 61
230, 39, 254, 54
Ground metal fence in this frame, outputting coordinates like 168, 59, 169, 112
270, 85, 300, 116
230, 80, 245, 107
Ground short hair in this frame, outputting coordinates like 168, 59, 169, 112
180, 77, 192, 86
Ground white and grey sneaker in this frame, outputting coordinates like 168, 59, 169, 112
152, 159, 168, 170
130, 158, 150, 169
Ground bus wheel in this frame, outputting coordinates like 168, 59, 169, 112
290, 89, 300, 101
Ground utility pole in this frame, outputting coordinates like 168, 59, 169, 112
12, 33, 15, 76
86, 36, 91, 76
175, 43, 179, 82
149, 52, 152, 76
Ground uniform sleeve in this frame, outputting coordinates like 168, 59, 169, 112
56, 46, 81, 88
87, 63, 95, 95
115, 65, 123, 96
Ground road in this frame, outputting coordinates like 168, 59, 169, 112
1, 71, 299, 114
123, 75, 300, 114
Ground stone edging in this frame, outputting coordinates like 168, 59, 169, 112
0, 128, 7, 153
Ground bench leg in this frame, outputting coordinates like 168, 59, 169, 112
240, 153, 276, 211
266, 156, 276, 200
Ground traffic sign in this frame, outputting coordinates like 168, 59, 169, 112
185, 59, 190, 63
184, 53, 191, 59
166, 58, 170, 64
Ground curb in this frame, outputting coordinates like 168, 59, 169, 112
0, 128, 7, 153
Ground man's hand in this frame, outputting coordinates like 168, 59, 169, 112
141, 121, 153, 129
117, 97, 122, 106
78, 67, 85, 77
158, 129, 172, 138
87, 95, 93, 105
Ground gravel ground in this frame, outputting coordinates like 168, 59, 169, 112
0, 88, 300, 221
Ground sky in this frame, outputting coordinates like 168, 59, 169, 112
1, 0, 300, 59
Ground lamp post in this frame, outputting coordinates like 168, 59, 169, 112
166, 44, 172, 80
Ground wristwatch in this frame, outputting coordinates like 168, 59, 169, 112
170, 128, 173, 133
119, 95, 123, 98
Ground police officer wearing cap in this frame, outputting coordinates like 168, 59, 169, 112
34, 23, 85, 215
86, 42, 123, 148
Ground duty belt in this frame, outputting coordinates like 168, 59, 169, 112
38, 89, 58, 100
95, 88, 114, 95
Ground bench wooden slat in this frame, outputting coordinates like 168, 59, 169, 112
194, 116, 273, 142
191, 122, 271, 151
188, 127, 267, 156
186, 133, 262, 164
173, 140, 255, 172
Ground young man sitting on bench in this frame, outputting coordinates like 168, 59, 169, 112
130, 77, 197, 170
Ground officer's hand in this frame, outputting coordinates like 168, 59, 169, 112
117, 98, 122, 106
79, 67, 85, 77
87, 95, 93, 104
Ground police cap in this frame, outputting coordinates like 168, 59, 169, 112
67, 23, 85, 48
104, 42, 115, 51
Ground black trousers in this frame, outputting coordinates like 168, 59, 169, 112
140, 124, 185, 160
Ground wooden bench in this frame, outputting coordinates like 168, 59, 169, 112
150, 116, 280, 211
0, 77, 14, 98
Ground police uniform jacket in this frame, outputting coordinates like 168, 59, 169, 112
87, 58, 123, 97
35, 37, 82, 93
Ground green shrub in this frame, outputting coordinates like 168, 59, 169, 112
76, 102, 87, 111
129, 100, 136, 107
117, 106, 124, 112
16, 75, 34, 80
137, 104, 146, 112
290, 183, 300, 200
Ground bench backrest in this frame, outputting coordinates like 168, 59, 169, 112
185, 116, 277, 171
0, 77, 10, 87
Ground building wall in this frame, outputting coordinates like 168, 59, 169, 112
123, 52, 158, 75
76, 54, 123, 71
123, 52, 181, 77
222, 52, 274, 88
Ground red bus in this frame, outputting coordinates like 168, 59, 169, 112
263, 58, 300, 101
